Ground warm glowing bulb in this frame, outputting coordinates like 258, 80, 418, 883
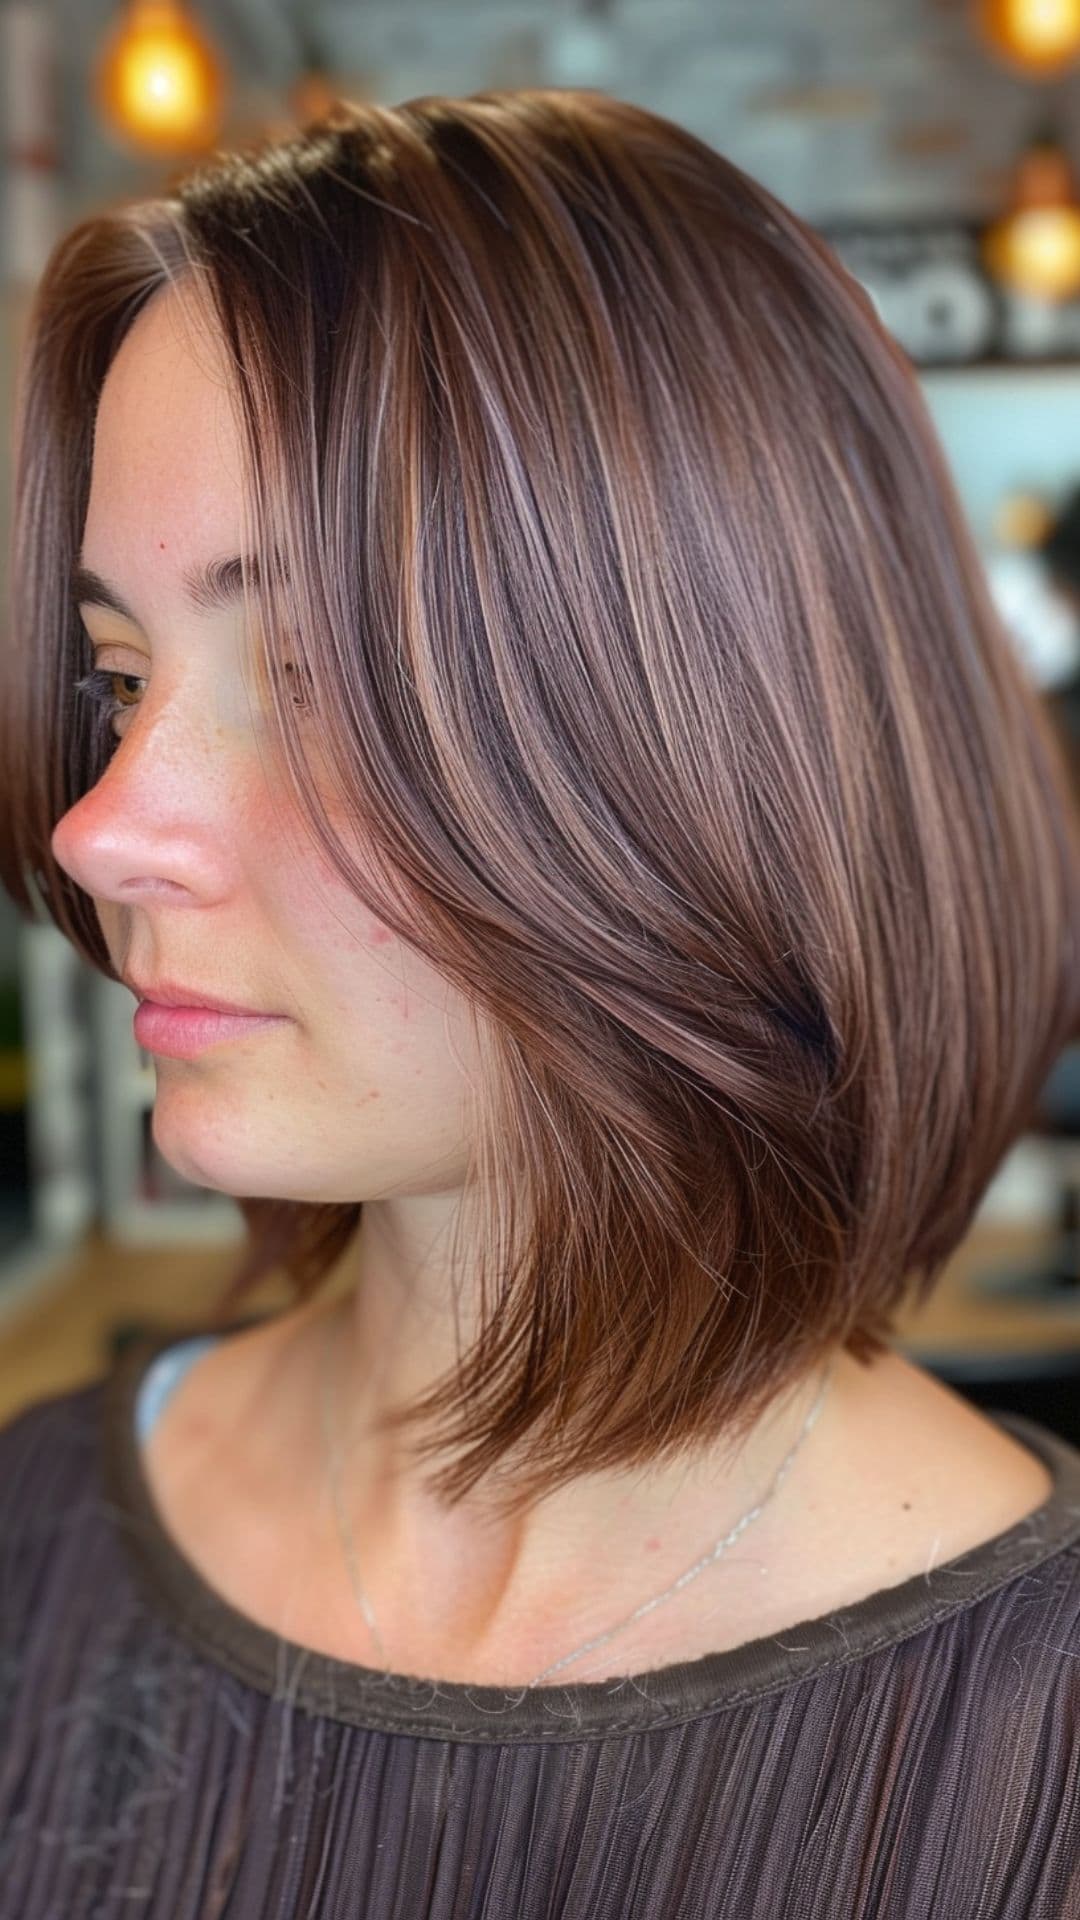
94, 0, 225, 154
983, 132, 1080, 298
993, 493, 1055, 547
977, 0, 1080, 70
983, 204, 1080, 299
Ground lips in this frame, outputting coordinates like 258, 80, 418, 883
132, 1000, 289, 1058
123, 973, 275, 1018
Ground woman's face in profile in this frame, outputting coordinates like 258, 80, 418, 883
50, 281, 483, 1211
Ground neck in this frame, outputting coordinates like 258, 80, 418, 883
261, 1288, 848, 1676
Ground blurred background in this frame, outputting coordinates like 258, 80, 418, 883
1, 0, 1079, 1439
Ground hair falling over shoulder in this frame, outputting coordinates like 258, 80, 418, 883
2, 88, 1077, 1512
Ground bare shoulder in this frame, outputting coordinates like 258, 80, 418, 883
142, 1299, 325, 1488
153, 1318, 1058, 1557
860, 1349, 1053, 1493
139, 1299, 334, 1621
137, 1318, 1062, 1678
802, 1348, 1056, 1574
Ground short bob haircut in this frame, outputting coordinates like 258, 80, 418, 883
3, 88, 1078, 1515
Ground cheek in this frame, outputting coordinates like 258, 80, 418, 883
252, 791, 402, 966
245, 766, 436, 1025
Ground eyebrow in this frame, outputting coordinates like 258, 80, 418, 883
71, 550, 287, 624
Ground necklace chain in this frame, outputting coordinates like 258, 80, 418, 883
319, 1305, 834, 1690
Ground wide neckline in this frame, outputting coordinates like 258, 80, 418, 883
101, 1319, 1080, 1746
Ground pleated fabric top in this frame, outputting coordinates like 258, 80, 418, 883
1, 1317, 1079, 1918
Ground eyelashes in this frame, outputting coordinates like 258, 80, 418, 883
72, 667, 144, 720
70, 662, 315, 738
70, 668, 143, 747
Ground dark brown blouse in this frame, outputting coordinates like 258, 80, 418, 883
1, 1318, 1079, 1917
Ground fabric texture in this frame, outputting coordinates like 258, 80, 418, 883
1, 1316, 1079, 1917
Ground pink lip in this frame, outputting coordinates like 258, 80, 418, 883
124, 973, 274, 1017
133, 1001, 290, 1059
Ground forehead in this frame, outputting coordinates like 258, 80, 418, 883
80, 281, 249, 618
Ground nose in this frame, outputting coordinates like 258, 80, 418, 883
50, 707, 244, 908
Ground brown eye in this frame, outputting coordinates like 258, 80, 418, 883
71, 667, 146, 735
110, 672, 144, 708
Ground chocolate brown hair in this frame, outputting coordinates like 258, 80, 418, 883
3, 89, 1078, 1511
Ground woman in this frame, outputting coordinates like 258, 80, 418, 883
1, 87, 1078, 1917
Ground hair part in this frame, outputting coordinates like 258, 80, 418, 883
3, 88, 1078, 1515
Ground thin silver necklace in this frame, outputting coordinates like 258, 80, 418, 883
319, 1304, 834, 1689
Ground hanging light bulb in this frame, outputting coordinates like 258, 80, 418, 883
982, 126, 1080, 300
93, 0, 226, 156
976, 0, 1080, 72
